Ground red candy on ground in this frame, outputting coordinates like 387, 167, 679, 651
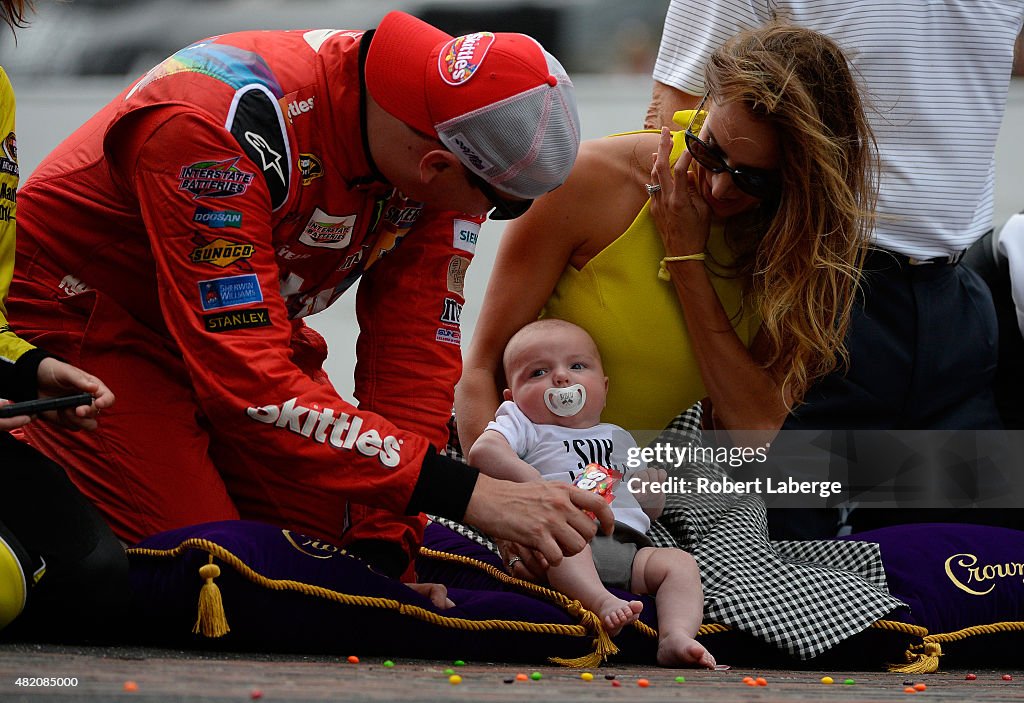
251, 690, 263, 700
1003, 674, 1013, 681
966, 674, 977, 680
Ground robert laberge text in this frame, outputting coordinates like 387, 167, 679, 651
627, 475, 844, 499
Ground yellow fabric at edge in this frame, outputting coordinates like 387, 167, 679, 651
0, 65, 35, 369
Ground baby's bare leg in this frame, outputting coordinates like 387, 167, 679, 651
631, 547, 715, 668
547, 545, 642, 637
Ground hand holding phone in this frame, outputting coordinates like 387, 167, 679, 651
0, 393, 95, 418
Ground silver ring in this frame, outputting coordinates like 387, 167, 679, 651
507, 555, 522, 569
645, 183, 662, 196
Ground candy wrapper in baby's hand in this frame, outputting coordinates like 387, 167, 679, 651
573, 463, 622, 519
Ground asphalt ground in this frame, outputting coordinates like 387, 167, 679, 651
0, 643, 1022, 703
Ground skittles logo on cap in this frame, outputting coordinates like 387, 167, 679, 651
439, 32, 495, 86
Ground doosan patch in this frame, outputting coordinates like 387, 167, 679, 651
439, 32, 495, 86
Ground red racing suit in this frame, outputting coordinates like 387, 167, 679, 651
7, 29, 481, 575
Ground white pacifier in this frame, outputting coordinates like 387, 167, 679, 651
544, 384, 587, 417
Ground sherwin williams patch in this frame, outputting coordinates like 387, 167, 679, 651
198, 273, 263, 311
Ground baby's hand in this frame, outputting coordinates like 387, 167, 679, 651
630, 467, 668, 519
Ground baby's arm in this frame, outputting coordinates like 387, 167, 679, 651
629, 466, 668, 521
468, 429, 544, 483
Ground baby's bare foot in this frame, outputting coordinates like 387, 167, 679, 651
657, 631, 716, 669
594, 595, 643, 636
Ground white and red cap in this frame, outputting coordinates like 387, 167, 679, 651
365, 11, 581, 200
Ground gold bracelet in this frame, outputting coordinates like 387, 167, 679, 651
658, 253, 706, 281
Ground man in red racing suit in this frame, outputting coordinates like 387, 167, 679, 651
6, 12, 604, 580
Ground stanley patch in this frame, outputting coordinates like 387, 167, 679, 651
189, 233, 255, 269
203, 307, 272, 332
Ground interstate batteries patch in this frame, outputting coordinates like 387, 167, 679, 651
179, 157, 254, 199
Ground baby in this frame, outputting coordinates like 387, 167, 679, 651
468, 318, 714, 668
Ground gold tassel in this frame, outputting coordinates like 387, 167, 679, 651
888, 642, 942, 674
548, 606, 620, 668
192, 558, 230, 638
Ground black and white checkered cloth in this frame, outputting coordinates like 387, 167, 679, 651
439, 406, 906, 660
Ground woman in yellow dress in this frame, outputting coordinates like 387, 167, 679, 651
457, 24, 876, 451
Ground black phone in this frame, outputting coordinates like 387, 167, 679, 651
0, 393, 95, 418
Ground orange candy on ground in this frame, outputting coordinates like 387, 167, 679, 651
515, 673, 528, 681
914, 683, 927, 691
123, 681, 138, 692
346, 655, 359, 664
637, 678, 650, 688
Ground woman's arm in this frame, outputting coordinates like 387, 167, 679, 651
649, 128, 790, 439
456, 135, 655, 453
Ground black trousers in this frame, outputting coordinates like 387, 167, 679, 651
769, 248, 1008, 539
0, 432, 128, 639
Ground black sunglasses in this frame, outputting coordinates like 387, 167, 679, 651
684, 93, 781, 201
464, 169, 534, 221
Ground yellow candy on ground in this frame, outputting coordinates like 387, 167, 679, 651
580, 672, 594, 681
821, 676, 834, 684
449, 674, 462, 685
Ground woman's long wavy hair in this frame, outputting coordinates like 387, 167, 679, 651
706, 23, 877, 407
1, 0, 32, 32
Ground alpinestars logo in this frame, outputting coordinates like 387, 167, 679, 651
246, 398, 403, 467
179, 157, 254, 199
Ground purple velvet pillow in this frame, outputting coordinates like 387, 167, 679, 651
843, 523, 1024, 663
126, 520, 614, 664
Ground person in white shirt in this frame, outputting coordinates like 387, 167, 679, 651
468, 319, 714, 668
648, 0, 1023, 429
647, 0, 1024, 536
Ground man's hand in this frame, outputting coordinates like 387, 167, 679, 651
495, 538, 549, 583
463, 474, 614, 567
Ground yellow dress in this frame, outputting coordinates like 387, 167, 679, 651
541, 125, 760, 433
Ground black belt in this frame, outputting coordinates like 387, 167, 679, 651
868, 247, 965, 267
